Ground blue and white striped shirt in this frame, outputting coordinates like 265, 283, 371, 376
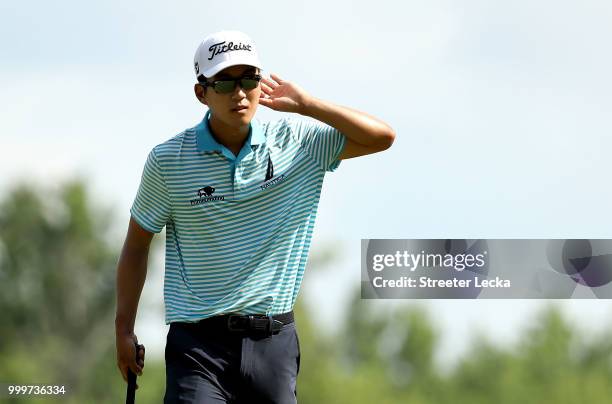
130, 110, 346, 324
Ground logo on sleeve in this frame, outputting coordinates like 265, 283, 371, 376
191, 185, 225, 205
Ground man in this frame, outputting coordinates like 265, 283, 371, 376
115, 30, 394, 403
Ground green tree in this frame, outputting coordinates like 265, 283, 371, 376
0, 180, 127, 402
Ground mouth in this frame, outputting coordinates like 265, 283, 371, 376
231, 105, 248, 112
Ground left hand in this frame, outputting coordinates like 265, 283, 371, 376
259, 73, 313, 114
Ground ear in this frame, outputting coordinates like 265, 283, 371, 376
194, 83, 208, 106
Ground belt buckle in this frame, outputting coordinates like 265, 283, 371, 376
246, 315, 270, 334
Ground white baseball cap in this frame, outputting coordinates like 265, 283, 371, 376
193, 30, 263, 81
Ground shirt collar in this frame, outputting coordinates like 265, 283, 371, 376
196, 110, 265, 153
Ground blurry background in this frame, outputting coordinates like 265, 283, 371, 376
1, 0, 612, 402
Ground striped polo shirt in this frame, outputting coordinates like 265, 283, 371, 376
130, 110, 346, 324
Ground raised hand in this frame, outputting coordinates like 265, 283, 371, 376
259, 73, 313, 114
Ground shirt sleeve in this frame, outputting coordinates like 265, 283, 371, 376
289, 118, 346, 172
130, 148, 172, 233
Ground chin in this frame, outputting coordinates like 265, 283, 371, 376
243, 112, 254, 122
220, 114, 247, 128
240, 111, 256, 125
233, 115, 251, 127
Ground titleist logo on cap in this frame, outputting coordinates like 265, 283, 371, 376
208, 41, 252, 60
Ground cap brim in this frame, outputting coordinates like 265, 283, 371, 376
202, 58, 263, 79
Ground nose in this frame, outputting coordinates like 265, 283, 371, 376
231, 84, 247, 100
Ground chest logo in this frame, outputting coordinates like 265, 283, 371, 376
260, 174, 286, 191
198, 186, 215, 197
191, 185, 225, 205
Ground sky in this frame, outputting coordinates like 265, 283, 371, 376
2, 0, 612, 367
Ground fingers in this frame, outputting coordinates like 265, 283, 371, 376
137, 344, 145, 369
131, 345, 145, 389
130, 357, 143, 376
120, 358, 142, 378
260, 80, 274, 96
116, 343, 145, 386
138, 344, 145, 362
261, 75, 276, 86
118, 364, 139, 389
258, 96, 273, 109
261, 74, 282, 89
270, 73, 284, 84
119, 363, 128, 383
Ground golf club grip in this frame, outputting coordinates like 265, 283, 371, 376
126, 342, 141, 404
126, 368, 136, 404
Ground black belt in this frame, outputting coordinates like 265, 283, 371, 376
194, 311, 294, 335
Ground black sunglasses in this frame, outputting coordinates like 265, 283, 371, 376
203, 74, 262, 94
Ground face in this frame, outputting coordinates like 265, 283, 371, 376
194, 64, 261, 130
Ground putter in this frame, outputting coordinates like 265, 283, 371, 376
126, 342, 144, 404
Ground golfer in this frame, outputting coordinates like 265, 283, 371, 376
115, 30, 394, 403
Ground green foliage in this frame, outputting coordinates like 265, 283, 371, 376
0, 180, 120, 400
2, 179, 612, 403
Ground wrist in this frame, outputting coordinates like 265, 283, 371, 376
299, 95, 319, 116
115, 314, 134, 335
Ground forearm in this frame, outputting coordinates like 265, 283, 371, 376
115, 245, 149, 335
300, 97, 395, 148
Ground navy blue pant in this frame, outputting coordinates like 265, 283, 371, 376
163, 320, 300, 403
